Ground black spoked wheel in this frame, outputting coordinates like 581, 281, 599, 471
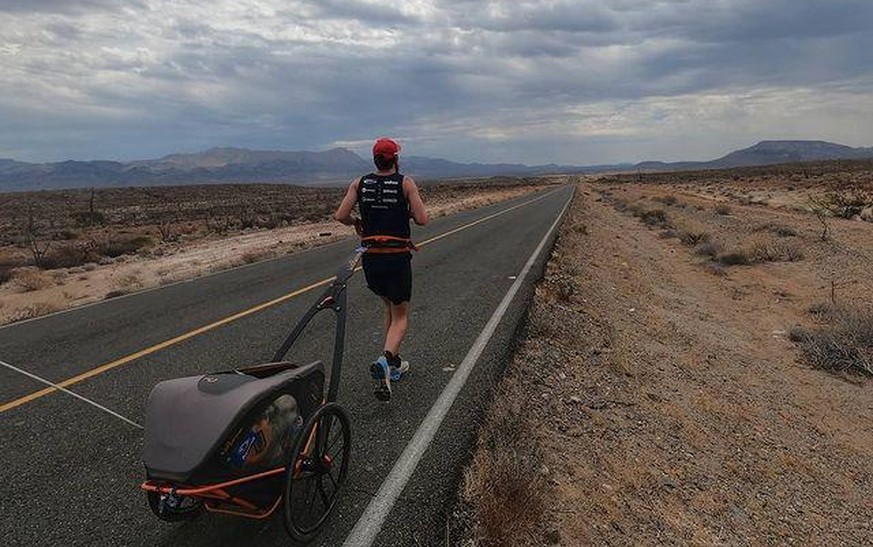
147, 490, 203, 522
283, 402, 351, 543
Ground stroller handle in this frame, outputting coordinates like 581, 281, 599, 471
270, 247, 366, 403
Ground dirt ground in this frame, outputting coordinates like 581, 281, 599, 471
463, 178, 872, 545
0, 183, 548, 325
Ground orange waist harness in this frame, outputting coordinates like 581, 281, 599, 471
360, 235, 418, 254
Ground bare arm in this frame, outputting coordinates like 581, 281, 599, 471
334, 178, 360, 225
403, 176, 428, 226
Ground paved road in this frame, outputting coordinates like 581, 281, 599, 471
0, 184, 573, 546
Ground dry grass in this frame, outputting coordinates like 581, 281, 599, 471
12, 268, 53, 292
0, 265, 12, 286
790, 307, 873, 378
638, 208, 669, 227
679, 230, 710, 246
756, 223, 799, 237
9, 302, 60, 322
694, 240, 721, 258
241, 250, 271, 264
115, 273, 143, 291
749, 239, 805, 263
718, 251, 751, 266
464, 383, 550, 546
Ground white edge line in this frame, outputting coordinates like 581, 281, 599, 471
342, 185, 575, 546
0, 187, 554, 332
0, 359, 143, 430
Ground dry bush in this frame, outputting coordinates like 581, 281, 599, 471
809, 187, 873, 219
42, 243, 99, 270
637, 208, 669, 227
694, 240, 721, 257
0, 265, 12, 286
808, 302, 839, 321
611, 197, 629, 212
541, 274, 575, 303
655, 194, 677, 205
718, 251, 750, 266
9, 302, 60, 322
714, 203, 732, 215
679, 230, 710, 246
756, 223, 798, 237
98, 236, 152, 259
464, 385, 549, 546
749, 240, 804, 263
790, 307, 873, 378
241, 250, 268, 264
12, 268, 53, 291
115, 274, 143, 291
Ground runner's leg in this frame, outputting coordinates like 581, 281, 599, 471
383, 298, 392, 336
384, 301, 408, 355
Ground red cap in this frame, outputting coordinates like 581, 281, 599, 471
373, 138, 401, 158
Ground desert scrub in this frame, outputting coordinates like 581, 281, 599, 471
9, 302, 60, 322
637, 208, 669, 227
12, 268, 53, 291
749, 240, 804, 262
714, 203, 732, 215
790, 307, 873, 378
99, 236, 153, 259
718, 251, 751, 266
756, 223, 798, 237
694, 240, 721, 257
541, 273, 575, 303
0, 265, 12, 286
679, 230, 710, 246
464, 383, 549, 546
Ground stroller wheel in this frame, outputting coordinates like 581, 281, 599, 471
283, 402, 351, 542
147, 490, 203, 522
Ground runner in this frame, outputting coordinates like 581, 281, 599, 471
334, 137, 428, 401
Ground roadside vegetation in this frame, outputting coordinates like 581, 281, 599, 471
0, 177, 558, 324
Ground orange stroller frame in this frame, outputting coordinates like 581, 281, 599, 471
141, 248, 365, 543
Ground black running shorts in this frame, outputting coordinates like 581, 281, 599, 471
361, 253, 412, 304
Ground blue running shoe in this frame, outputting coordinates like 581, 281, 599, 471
370, 356, 391, 401
390, 360, 410, 382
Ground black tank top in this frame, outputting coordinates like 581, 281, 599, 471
357, 172, 411, 239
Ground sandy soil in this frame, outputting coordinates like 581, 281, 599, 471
463, 182, 872, 545
0, 185, 544, 325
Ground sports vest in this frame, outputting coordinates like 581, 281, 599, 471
357, 172, 411, 240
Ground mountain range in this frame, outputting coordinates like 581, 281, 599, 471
1, 140, 871, 192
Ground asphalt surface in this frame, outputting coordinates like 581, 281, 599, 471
0, 184, 573, 546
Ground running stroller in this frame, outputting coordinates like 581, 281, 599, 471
141, 249, 364, 542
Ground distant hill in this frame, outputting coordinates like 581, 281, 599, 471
0, 147, 590, 192
636, 140, 873, 172
1, 140, 871, 192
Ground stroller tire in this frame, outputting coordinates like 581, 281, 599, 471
282, 402, 351, 543
146, 490, 203, 522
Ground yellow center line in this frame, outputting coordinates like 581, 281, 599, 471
0, 187, 561, 414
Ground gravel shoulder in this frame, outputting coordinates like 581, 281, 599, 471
462, 181, 872, 545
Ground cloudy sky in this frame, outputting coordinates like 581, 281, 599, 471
2, 0, 872, 164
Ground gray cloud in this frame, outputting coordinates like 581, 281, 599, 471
0, 0, 871, 164
0, 0, 145, 14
